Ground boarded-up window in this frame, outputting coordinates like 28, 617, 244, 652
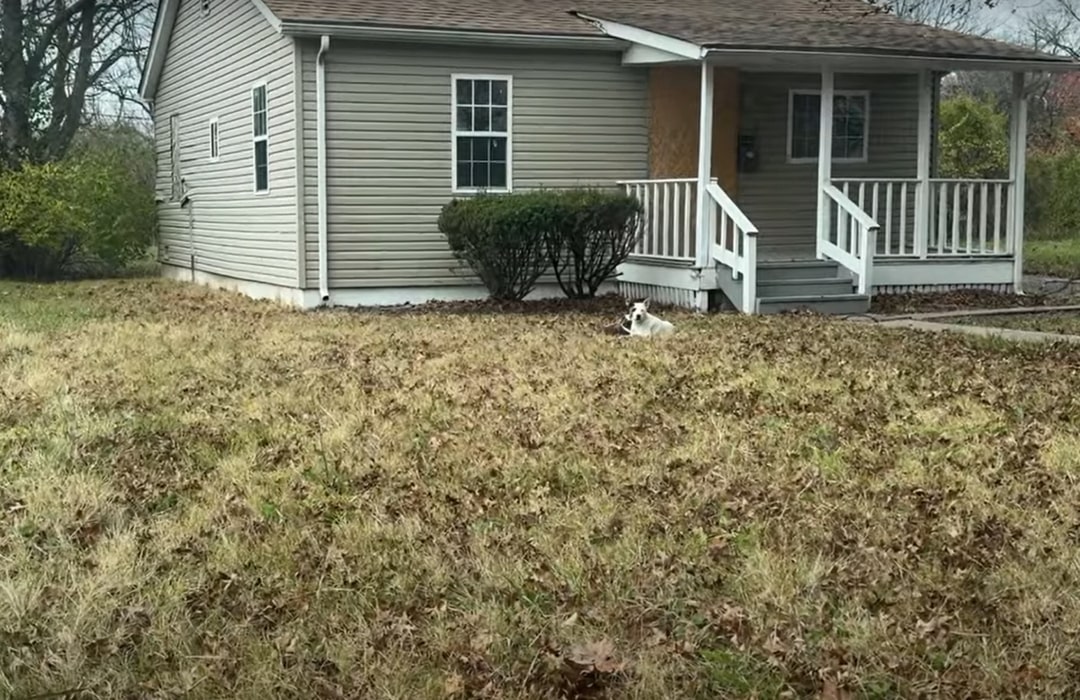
170, 114, 182, 201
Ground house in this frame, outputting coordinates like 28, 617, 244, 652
138, 0, 1079, 313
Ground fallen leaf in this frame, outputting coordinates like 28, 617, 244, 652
566, 639, 624, 674
443, 672, 464, 697
820, 678, 853, 700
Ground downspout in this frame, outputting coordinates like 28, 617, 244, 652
316, 35, 331, 303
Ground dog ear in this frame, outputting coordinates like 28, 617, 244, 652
642, 297, 650, 308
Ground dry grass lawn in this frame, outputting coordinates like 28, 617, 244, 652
3, 279, 1080, 699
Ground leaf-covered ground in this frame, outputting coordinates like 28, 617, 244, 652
3, 279, 1080, 699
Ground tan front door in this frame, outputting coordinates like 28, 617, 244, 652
647, 66, 739, 196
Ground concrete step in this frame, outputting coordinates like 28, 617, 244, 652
756, 293, 871, 315
756, 260, 842, 282
757, 276, 855, 299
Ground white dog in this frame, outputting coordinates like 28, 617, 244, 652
626, 299, 674, 337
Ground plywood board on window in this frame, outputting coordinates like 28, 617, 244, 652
647, 66, 739, 196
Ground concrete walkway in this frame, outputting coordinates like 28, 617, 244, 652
849, 305, 1080, 344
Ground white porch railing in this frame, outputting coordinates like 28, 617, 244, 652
618, 178, 697, 262
831, 178, 1014, 257
820, 183, 878, 295
929, 178, 1013, 255
706, 179, 758, 313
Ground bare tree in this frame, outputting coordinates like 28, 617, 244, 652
884, 0, 999, 32
1028, 0, 1080, 57
0, 0, 153, 168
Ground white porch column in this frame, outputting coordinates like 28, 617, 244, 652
1008, 72, 1028, 293
695, 62, 715, 269
914, 70, 933, 259
815, 68, 834, 259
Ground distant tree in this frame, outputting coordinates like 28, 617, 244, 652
814, 0, 999, 31
1028, 0, 1080, 58
0, 0, 154, 168
883, 0, 998, 32
938, 94, 1009, 178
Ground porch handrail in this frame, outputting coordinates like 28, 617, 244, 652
707, 181, 757, 235
821, 183, 878, 295
706, 180, 759, 313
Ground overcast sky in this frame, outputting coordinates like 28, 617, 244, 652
984, 0, 1048, 37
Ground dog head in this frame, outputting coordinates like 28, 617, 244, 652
628, 298, 650, 323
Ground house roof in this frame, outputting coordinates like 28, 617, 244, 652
262, 0, 1068, 65
141, 0, 1075, 102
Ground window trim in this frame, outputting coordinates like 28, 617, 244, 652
451, 73, 513, 194
251, 81, 270, 195
208, 116, 219, 162
786, 89, 871, 165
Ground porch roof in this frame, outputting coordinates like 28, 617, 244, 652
573, 1, 1066, 65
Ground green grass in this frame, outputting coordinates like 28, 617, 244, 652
0, 280, 113, 332
1025, 237, 1080, 278
3, 279, 1080, 698
955, 310, 1080, 336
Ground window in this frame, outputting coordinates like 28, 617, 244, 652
251, 84, 268, 193
788, 90, 869, 163
208, 117, 219, 162
169, 114, 181, 202
452, 75, 511, 192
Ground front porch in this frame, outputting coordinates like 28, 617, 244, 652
613, 61, 1030, 314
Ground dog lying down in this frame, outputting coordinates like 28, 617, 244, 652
610, 299, 674, 337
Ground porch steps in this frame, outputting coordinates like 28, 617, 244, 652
756, 293, 871, 315
753, 260, 870, 315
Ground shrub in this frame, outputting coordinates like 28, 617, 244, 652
438, 192, 553, 300
438, 189, 643, 301
0, 145, 156, 280
543, 188, 643, 299
938, 94, 1009, 179
1026, 148, 1080, 240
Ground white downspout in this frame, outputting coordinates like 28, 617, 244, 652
316, 35, 331, 303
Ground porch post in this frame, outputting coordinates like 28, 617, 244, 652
815, 67, 834, 259
695, 61, 715, 269
1008, 72, 1028, 294
914, 70, 933, 259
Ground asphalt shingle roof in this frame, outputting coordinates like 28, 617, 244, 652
261, 0, 1069, 64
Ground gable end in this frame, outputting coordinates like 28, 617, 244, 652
140, 0, 283, 102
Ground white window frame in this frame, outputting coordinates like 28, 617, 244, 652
451, 73, 513, 194
251, 81, 269, 195
208, 117, 219, 162
786, 89, 870, 165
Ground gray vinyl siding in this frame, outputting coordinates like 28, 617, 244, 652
301, 42, 648, 288
737, 73, 919, 254
153, 0, 297, 286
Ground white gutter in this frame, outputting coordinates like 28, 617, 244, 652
316, 35, 331, 303
280, 22, 621, 51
